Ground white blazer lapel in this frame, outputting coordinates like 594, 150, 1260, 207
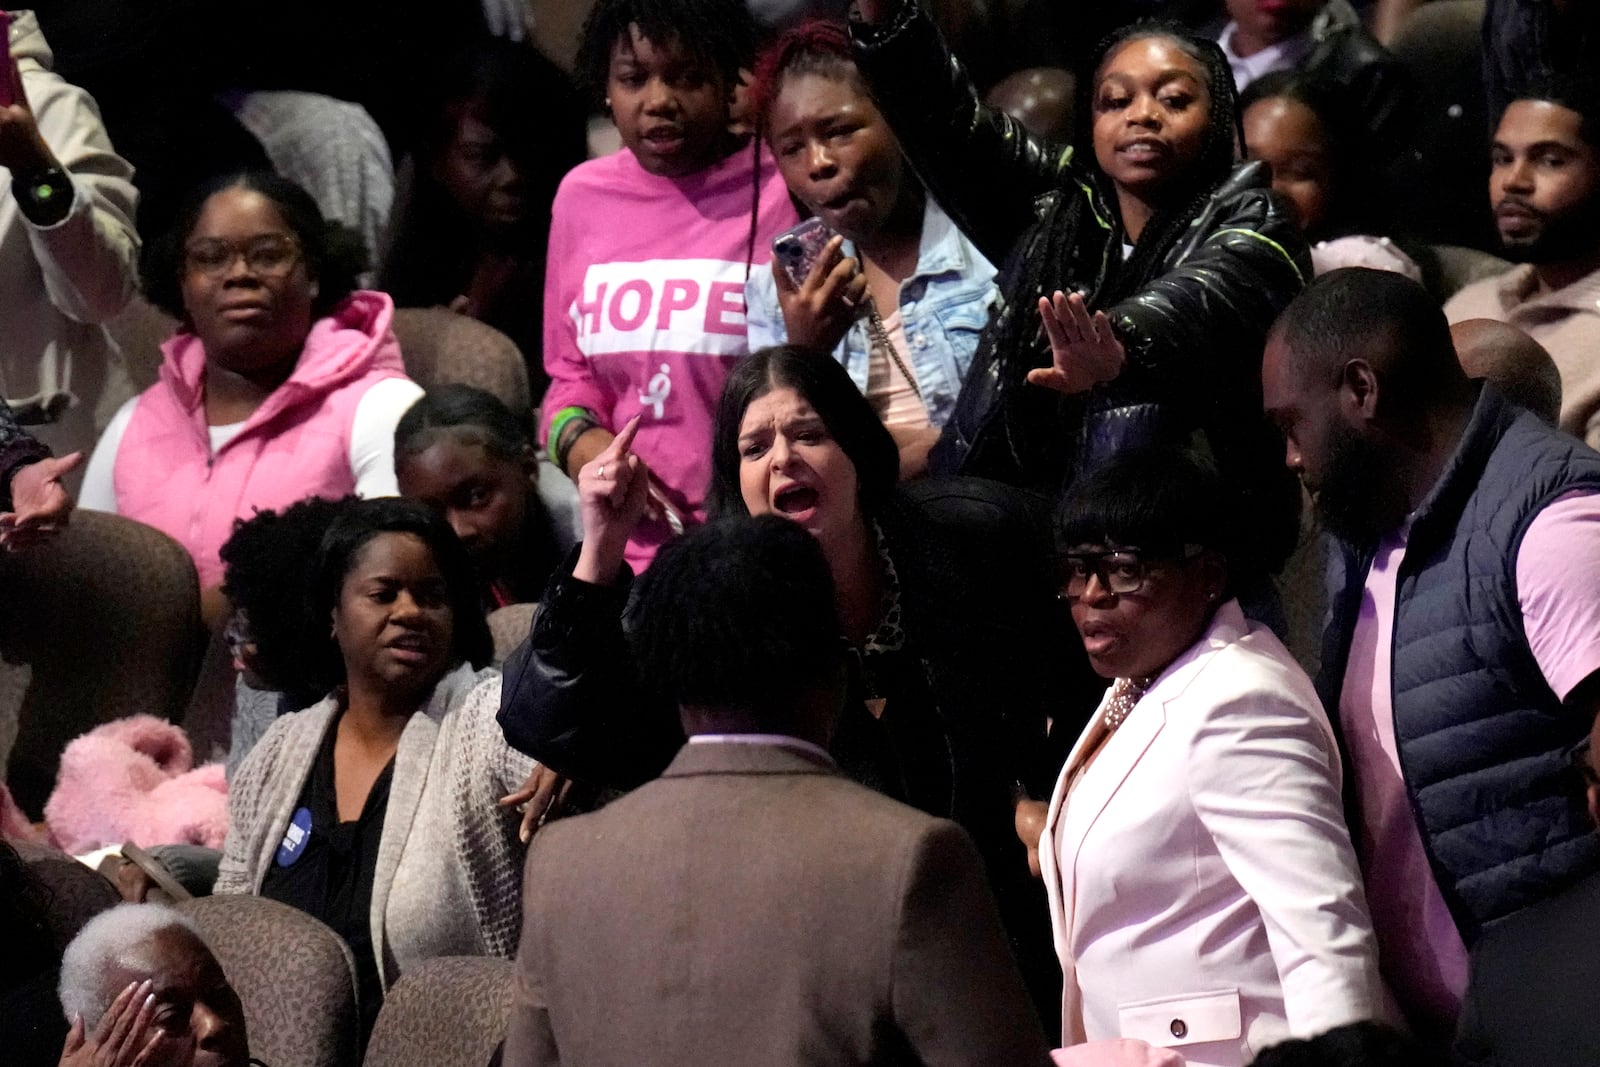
1058, 694, 1167, 917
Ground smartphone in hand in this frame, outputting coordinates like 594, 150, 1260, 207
0, 11, 15, 108
772, 216, 837, 288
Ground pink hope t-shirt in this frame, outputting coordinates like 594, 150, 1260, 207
1339, 491, 1600, 1035
539, 144, 797, 574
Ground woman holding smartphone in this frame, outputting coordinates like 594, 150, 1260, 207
743, 20, 998, 480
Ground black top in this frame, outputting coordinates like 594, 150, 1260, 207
259, 713, 393, 1035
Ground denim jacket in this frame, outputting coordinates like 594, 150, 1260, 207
745, 195, 997, 429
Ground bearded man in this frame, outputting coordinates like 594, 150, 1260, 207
1446, 75, 1600, 447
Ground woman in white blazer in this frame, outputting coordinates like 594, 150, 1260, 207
1039, 449, 1387, 1066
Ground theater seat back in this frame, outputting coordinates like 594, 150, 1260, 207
391, 308, 532, 415
179, 894, 361, 1067
0, 511, 203, 817
363, 955, 516, 1067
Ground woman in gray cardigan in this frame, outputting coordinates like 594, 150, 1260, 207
215, 498, 533, 1032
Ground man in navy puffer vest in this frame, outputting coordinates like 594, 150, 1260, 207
1262, 268, 1600, 1043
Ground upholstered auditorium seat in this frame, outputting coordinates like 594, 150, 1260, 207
391, 308, 531, 415
0, 511, 203, 816
180, 894, 362, 1067
363, 955, 516, 1067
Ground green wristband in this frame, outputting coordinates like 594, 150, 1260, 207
546, 405, 596, 452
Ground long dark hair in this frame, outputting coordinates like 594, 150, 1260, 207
709, 346, 899, 519
986, 23, 1240, 372
306, 498, 493, 695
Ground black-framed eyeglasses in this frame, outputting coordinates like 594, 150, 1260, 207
183, 235, 302, 278
1057, 545, 1203, 601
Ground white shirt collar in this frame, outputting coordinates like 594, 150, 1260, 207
687, 733, 835, 765
1218, 21, 1314, 93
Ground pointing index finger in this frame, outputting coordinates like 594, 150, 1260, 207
610, 415, 643, 460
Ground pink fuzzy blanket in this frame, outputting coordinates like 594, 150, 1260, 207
43, 715, 228, 853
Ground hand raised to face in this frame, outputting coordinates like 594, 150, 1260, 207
57, 979, 175, 1067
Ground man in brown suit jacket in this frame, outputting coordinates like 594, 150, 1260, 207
502, 515, 1052, 1067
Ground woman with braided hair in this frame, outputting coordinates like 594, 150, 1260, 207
850, 1, 1307, 588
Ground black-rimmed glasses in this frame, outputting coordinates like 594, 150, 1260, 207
1057, 545, 1203, 600
184, 235, 302, 278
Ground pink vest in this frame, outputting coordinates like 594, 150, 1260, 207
114, 291, 410, 587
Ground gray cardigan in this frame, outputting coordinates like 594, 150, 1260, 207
215, 665, 533, 989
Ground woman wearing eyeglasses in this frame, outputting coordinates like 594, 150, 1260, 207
79, 171, 423, 623
1038, 447, 1388, 1066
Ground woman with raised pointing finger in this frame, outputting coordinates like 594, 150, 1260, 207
500, 345, 1073, 1019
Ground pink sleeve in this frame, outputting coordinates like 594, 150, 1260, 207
539, 181, 613, 446
1516, 490, 1600, 699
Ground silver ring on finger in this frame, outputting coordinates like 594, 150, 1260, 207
598, 464, 606, 478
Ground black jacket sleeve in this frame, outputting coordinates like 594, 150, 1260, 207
1106, 163, 1310, 408
497, 551, 683, 790
0, 395, 51, 512
849, 0, 1078, 266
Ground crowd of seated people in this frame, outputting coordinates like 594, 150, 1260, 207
4, 0, 1600, 1064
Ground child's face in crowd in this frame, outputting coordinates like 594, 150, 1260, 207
767, 70, 907, 244
396, 434, 535, 576
1490, 99, 1600, 263
1243, 95, 1333, 235
1091, 38, 1211, 206
434, 103, 527, 233
607, 25, 730, 177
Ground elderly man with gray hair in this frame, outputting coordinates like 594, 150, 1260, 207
56, 904, 254, 1067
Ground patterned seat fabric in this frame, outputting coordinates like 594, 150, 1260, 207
363, 955, 516, 1067
179, 895, 361, 1067
14, 840, 120, 951
391, 308, 531, 415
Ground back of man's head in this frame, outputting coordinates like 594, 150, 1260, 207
1271, 268, 1469, 418
630, 515, 844, 739
1451, 319, 1563, 426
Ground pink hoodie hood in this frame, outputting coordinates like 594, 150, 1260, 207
116, 290, 411, 586
158, 289, 406, 444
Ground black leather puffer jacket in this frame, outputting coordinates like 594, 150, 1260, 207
852, 2, 1307, 572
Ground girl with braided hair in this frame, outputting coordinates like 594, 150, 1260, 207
851, 1, 1308, 584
